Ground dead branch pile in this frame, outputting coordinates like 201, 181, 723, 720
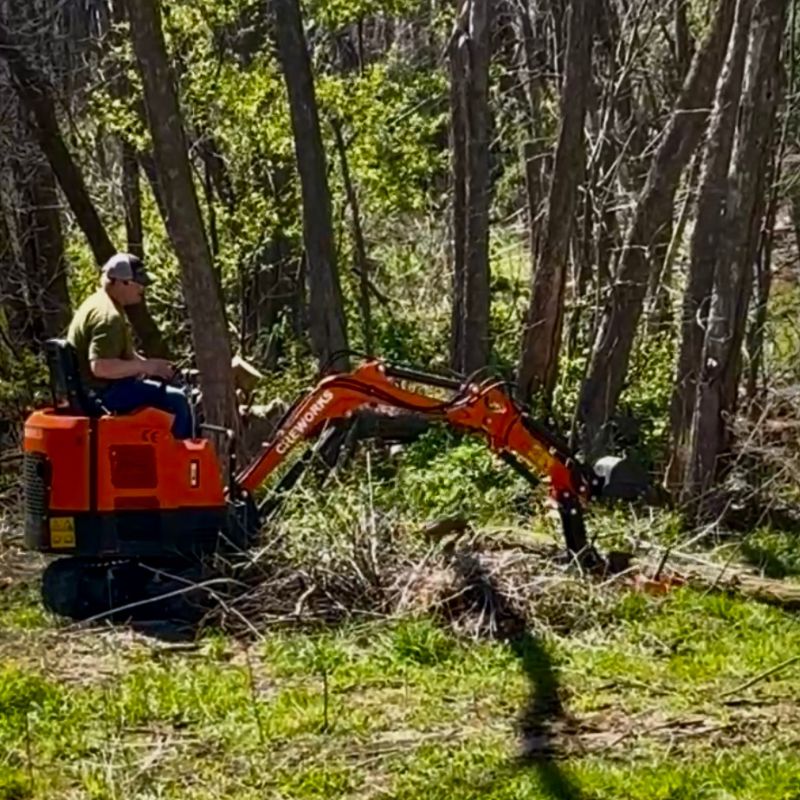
203, 528, 625, 639
720, 386, 800, 530
203, 521, 800, 639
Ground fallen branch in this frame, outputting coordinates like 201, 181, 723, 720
721, 654, 800, 697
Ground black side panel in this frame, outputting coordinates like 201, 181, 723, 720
33, 507, 230, 559
24, 452, 50, 550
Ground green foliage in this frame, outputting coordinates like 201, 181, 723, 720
319, 64, 449, 217
738, 527, 800, 580
388, 617, 457, 665
0, 667, 62, 732
0, 769, 30, 800
381, 429, 532, 524
0, 349, 49, 425
306, 0, 428, 31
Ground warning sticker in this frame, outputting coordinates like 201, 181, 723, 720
50, 517, 76, 549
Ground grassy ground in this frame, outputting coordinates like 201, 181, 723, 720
2, 534, 800, 800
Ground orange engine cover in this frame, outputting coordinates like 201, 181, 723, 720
24, 407, 226, 512
24, 411, 91, 511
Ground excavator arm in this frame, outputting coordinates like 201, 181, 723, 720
235, 360, 629, 566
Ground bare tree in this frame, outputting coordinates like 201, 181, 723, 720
0, 13, 167, 356
577, 0, 736, 454
0, 17, 111, 264
449, 0, 468, 371
517, 0, 594, 404
331, 117, 373, 356
449, 0, 492, 375
18, 157, 70, 340
273, 0, 350, 372
668, 0, 754, 489
125, 0, 239, 432
685, 0, 787, 505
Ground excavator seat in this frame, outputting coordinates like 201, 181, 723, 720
44, 338, 106, 418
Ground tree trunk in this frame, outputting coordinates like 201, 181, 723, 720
746, 175, 777, 401
0, 16, 167, 356
577, 0, 736, 454
517, 0, 547, 263
675, 0, 694, 81
668, 0, 754, 489
0, 18, 112, 264
0, 178, 27, 344
122, 141, 143, 258
461, 0, 491, 375
125, 0, 239, 433
273, 0, 350, 373
517, 0, 593, 405
449, 0, 468, 371
331, 117, 373, 356
449, 0, 491, 374
686, 0, 786, 505
20, 158, 70, 340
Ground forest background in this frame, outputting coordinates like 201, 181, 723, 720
3, 0, 800, 797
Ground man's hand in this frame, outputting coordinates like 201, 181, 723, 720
143, 358, 174, 380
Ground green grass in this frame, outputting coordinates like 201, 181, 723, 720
1, 583, 800, 799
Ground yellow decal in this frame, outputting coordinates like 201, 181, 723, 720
50, 517, 76, 549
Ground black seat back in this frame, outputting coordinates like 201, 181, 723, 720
44, 339, 103, 417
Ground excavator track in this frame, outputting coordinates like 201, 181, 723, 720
41, 557, 212, 622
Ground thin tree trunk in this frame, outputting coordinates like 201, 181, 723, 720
273, 0, 350, 373
675, 0, 694, 80
0, 16, 167, 356
330, 117, 372, 356
686, 0, 786, 505
517, 0, 593, 404
648, 155, 702, 335
0, 18, 113, 264
126, 0, 239, 433
21, 158, 70, 340
577, 0, 736, 454
746, 179, 777, 401
461, 0, 491, 375
667, 0, 754, 489
518, 0, 547, 262
746, 1, 792, 403
0, 173, 28, 343
449, 1, 468, 371
122, 141, 143, 258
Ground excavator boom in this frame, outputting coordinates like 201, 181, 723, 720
236, 360, 616, 564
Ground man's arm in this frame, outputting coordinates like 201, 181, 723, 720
88, 316, 173, 380
91, 357, 171, 380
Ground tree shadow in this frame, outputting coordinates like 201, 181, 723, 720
446, 550, 584, 800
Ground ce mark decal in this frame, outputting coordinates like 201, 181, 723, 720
141, 429, 161, 444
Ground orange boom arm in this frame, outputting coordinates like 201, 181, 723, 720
236, 360, 605, 561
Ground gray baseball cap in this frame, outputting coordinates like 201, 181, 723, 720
101, 253, 151, 285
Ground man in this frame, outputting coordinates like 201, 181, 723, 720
67, 253, 192, 439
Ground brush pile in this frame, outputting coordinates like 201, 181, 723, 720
201, 520, 634, 639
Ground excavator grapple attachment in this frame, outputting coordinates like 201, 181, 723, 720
592, 456, 654, 502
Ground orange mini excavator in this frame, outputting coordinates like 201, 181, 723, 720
23, 341, 650, 618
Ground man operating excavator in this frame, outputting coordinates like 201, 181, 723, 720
66, 252, 192, 438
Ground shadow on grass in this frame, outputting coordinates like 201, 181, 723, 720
449, 551, 584, 800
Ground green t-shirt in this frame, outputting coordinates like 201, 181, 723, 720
67, 289, 135, 391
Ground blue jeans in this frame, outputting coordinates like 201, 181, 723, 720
100, 378, 192, 439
